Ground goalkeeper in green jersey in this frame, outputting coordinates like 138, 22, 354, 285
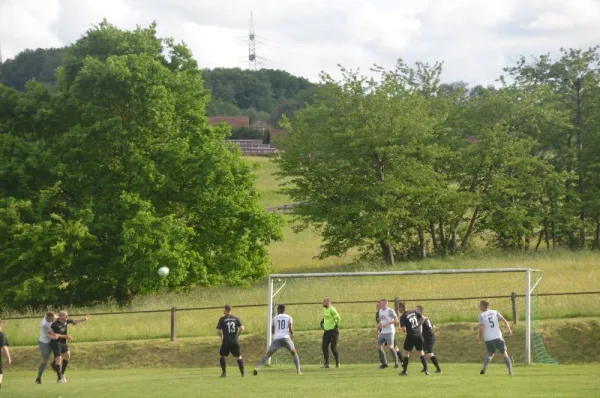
320, 298, 341, 368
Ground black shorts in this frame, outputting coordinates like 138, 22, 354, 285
424, 339, 435, 354
220, 341, 241, 357
51, 342, 70, 357
403, 336, 424, 352
322, 328, 339, 345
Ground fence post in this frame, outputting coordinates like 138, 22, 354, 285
170, 307, 177, 342
510, 292, 518, 324
393, 297, 400, 314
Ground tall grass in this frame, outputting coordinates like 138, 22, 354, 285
4, 251, 599, 346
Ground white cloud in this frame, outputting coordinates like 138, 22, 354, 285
1, 0, 599, 85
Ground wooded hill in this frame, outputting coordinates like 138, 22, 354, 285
0, 47, 318, 127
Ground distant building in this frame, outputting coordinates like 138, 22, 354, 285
208, 116, 250, 129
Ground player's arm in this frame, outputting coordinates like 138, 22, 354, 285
50, 325, 71, 341
500, 315, 513, 336
216, 319, 223, 338
288, 322, 294, 340
238, 324, 245, 336
332, 307, 341, 327
71, 314, 90, 325
478, 324, 484, 344
1, 344, 10, 365
399, 315, 407, 333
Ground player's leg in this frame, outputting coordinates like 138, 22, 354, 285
499, 341, 512, 375
399, 338, 413, 375
321, 330, 331, 367
219, 344, 230, 377
414, 338, 429, 375
0, 360, 3, 389
480, 340, 496, 374
36, 342, 51, 383
52, 344, 63, 382
331, 329, 340, 367
284, 339, 301, 374
61, 348, 70, 381
376, 336, 389, 368
387, 335, 399, 368
254, 340, 279, 374
425, 341, 441, 373
231, 343, 244, 377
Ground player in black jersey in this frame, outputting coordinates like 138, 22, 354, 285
50, 311, 89, 383
416, 305, 441, 373
216, 305, 245, 377
398, 302, 429, 376
0, 319, 12, 390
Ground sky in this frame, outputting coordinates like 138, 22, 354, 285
1, 0, 600, 85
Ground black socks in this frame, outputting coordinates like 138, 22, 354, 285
219, 357, 226, 374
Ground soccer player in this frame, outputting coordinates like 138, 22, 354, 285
0, 319, 12, 390
416, 305, 441, 373
50, 311, 90, 383
478, 300, 513, 375
376, 298, 400, 369
321, 297, 341, 368
254, 304, 301, 375
35, 312, 57, 384
216, 305, 245, 377
398, 302, 429, 376
375, 302, 401, 358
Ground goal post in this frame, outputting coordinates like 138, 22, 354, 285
265, 268, 555, 365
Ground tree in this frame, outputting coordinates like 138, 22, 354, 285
505, 47, 600, 248
0, 48, 64, 91
0, 21, 281, 308
278, 62, 444, 264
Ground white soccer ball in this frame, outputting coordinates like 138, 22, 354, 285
158, 267, 170, 277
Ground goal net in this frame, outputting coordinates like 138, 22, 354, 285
264, 268, 557, 366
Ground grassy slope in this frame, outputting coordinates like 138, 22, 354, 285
6, 319, 600, 371
3, 364, 599, 398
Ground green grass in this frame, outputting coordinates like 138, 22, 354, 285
247, 156, 291, 207
2, 364, 600, 397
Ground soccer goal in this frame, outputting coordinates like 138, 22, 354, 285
265, 268, 557, 365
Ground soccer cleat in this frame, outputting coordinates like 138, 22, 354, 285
253, 369, 259, 376
335, 361, 340, 369
219, 373, 227, 378
297, 372, 302, 375
380, 364, 389, 369
420, 368, 426, 373
321, 364, 330, 369
395, 363, 400, 369
58, 378, 66, 384
35, 378, 42, 384
399, 371, 408, 376
480, 370, 485, 375
435, 369, 442, 374
425, 370, 430, 376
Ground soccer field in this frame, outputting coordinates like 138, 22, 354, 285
2, 364, 599, 397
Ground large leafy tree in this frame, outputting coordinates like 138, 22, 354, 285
0, 21, 281, 307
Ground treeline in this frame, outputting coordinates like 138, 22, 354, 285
279, 48, 600, 264
0, 49, 317, 127
0, 22, 281, 308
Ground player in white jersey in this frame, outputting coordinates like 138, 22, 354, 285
254, 304, 301, 375
478, 300, 513, 375
376, 298, 400, 369
35, 312, 57, 384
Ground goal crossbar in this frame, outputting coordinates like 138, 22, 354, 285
266, 268, 540, 365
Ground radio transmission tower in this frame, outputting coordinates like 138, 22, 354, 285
247, 11, 266, 70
